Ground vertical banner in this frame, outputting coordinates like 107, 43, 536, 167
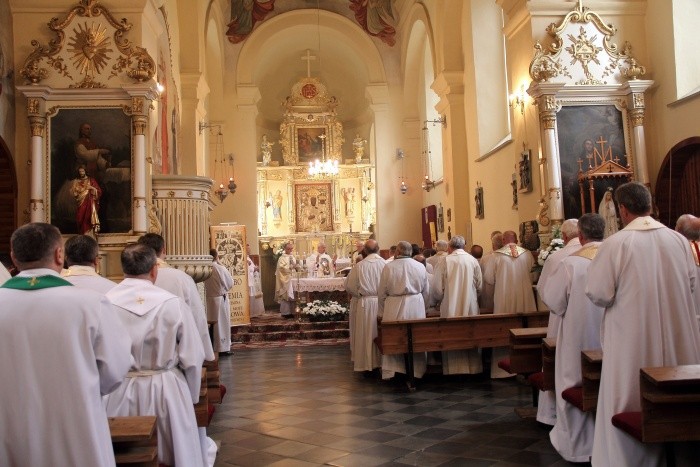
210, 224, 250, 326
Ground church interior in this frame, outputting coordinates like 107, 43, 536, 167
1, 0, 700, 466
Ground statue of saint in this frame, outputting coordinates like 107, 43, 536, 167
272, 190, 283, 220
70, 165, 101, 235
352, 134, 366, 163
260, 135, 275, 166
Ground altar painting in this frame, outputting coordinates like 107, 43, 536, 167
295, 183, 334, 233
295, 126, 327, 164
556, 105, 628, 219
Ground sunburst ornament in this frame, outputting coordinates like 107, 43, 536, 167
68, 21, 112, 86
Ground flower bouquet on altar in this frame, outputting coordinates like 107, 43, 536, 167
533, 236, 565, 274
301, 300, 348, 322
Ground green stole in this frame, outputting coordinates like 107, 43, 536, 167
1, 275, 73, 290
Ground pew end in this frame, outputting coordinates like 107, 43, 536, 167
109, 416, 158, 467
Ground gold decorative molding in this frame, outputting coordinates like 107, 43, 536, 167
529, 1, 646, 85
132, 116, 147, 135
19, 0, 155, 87
541, 113, 557, 130
147, 203, 162, 234
630, 108, 644, 127
28, 116, 45, 137
132, 97, 144, 114
27, 99, 40, 115
549, 187, 561, 200
632, 93, 645, 109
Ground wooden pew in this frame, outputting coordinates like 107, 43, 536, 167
109, 416, 158, 467
377, 311, 549, 390
204, 354, 224, 404
581, 349, 602, 412
541, 338, 556, 391
504, 327, 548, 375
193, 368, 210, 427
612, 365, 700, 466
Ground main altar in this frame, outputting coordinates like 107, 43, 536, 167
256, 73, 375, 306
257, 74, 375, 259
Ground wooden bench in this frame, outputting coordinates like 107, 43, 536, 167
612, 365, 700, 466
376, 311, 549, 390
541, 337, 556, 391
561, 348, 602, 413
109, 416, 158, 467
193, 368, 210, 427
500, 327, 548, 375
204, 354, 226, 404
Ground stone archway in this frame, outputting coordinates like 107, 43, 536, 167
0, 135, 17, 255
655, 137, 700, 227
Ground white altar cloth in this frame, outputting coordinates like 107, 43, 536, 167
292, 277, 346, 293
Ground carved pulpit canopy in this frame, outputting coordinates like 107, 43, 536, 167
19, 0, 155, 88
529, 1, 646, 86
279, 72, 345, 166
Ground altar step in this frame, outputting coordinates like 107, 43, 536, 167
231, 312, 349, 349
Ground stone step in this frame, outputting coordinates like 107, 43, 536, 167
231, 313, 349, 346
234, 329, 349, 343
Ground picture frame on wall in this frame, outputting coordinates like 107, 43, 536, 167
474, 183, 484, 219
49, 107, 133, 234
295, 126, 328, 164
518, 149, 533, 193
294, 182, 334, 233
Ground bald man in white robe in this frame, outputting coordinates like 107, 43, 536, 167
483, 230, 536, 378
540, 214, 605, 462
345, 239, 385, 372
586, 182, 700, 467
431, 236, 483, 374
378, 241, 429, 380
535, 219, 580, 426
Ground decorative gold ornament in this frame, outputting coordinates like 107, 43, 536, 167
630, 108, 644, 127
29, 116, 46, 137
67, 21, 112, 86
622, 57, 646, 80
541, 113, 557, 130
565, 27, 604, 85
27, 99, 40, 115
132, 116, 147, 135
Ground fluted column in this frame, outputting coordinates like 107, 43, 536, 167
28, 111, 46, 222
622, 80, 654, 185
152, 175, 213, 282
529, 82, 566, 229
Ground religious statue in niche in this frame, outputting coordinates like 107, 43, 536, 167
518, 150, 533, 193
474, 183, 484, 219
598, 187, 619, 238
352, 134, 367, 163
349, 0, 397, 46
511, 173, 518, 210
260, 135, 275, 166
270, 190, 283, 221
341, 187, 355, 217
226, 0, 276, 44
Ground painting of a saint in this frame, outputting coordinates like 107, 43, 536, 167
349, 0, 396, 46
295, 183, 333, 233
296, 127, 325, 163
226, 0, 276, 44
51, 108, 132, 234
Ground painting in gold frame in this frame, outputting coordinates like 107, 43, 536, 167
294, 183, 334, 233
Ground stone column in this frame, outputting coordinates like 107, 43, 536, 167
622, 80, 654, 185
365, 84, 391, 241
28, 111, 46, 222
152, 175, 213, 282
528, 82, 566, 230
180, 72, 209, 176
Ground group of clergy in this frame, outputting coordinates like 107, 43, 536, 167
0, 227, 226, 466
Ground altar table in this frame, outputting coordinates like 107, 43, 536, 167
292, 277, 347, 303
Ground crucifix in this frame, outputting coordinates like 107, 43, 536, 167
301, 49, 316, 78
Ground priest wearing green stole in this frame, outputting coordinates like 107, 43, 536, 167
0, 223, 132, 466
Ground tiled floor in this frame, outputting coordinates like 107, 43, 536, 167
209, 345, 578, 467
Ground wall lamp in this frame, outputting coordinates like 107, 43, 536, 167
510, 84, 527, 115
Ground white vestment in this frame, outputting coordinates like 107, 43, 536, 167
62, 264, 116, 294
535, 237, 581, 425
484, 244, 537, 377
275, 253, 297, 315
586, 217, 700, 467
345, 253, 385, 371
688, 240, 700, 329
478, 251, 496, 310
155, 259, 215, 361
0, 269, 132, 466
431, 249, 483, 374
205, 261, 234, 352
426, 251, 447, 270
247, 256, 265, 317
106, 278, 206, 467
378, 257, 429, 379
308, 252, 334, 277
540, 243, 604, 462
0, 263, 10, 285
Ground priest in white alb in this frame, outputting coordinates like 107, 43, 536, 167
247, 243, 265, 318
105, 243, 206, 467
478, 231, 503, 311
346, 239, 385, 372
586, 182, 700, 467
426, 239, 448, 270
61, 234, 116, 294
483, 230, 536, 378
205, 248, 234, 353
307, 242, 334, 277
534, 218, 580, 426
275, 241, 297, 318
0, 223, 132, 466
431, 235, 483, 374
378, 241, 429, 380
539, 214, 605, 462
676, 214, 700, 327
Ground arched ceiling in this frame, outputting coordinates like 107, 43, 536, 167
237, 10, 388, 129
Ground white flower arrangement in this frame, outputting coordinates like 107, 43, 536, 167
537, 238, 565, 267
301, 300, 348, 322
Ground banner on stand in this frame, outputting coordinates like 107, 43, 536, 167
210, 224, 250, 326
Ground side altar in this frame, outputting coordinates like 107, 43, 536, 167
256, 71, 376, 308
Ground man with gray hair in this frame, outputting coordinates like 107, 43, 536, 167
62, 234, 116, 294
346, 239, 386, 373
307, 243, 334, 277
378, 241, 429, 380
426, 239, 448, 270
479, 232, 503, 311
431, 235, 483, 374
539, 214, 605, 462
105, 243, 205, 467
587, 182, 700, 466
534, 218, 580, 425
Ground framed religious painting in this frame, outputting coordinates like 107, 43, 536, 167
49, 107, 133, 234
556, 104, 629, 219
518, 150, 533, 193
294, 125, 328, 164
294, 182, 334, 233
474, 183, 485, 219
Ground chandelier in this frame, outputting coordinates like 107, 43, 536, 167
307, 133, 339, 178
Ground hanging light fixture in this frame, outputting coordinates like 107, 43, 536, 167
397, 148, 408, 194
210, 129, 236, 202
307, 133, 339, 178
